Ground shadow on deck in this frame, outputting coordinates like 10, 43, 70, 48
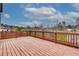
0, 36, 79, 56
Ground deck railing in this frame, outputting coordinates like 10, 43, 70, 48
0, 31, 28, 39
28, 31, 79, 48
0, 31, 79, 48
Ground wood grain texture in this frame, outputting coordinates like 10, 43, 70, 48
0, 36, 79, 56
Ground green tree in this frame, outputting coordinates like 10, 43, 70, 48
67, 25, 72, 29
16, 27, 22, 32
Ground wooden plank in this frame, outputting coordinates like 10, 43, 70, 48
6, 40, 12, 56
0, 40, 3, 56
0, 37, 79, 56
7, 40, 17, 56
15, 38, 32, 56
19, 39, 47, 56
2, 40, 8, 56
12, 39, 26, 56
9, 39, 20, 56
25, 37, 59, 55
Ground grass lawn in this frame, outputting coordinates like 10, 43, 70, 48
57, 34, 67, 41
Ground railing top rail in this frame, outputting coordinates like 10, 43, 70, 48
28, 30, 79, 35
0, 30, 79, 35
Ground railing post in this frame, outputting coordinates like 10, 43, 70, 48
55, 32, 57, 42
1, 31, 3, 39
27, 31, 30, 36
75, 34, 78, 47
35, 31, 36, 37
75, 34, 77, 46
73, 34, 75, 46
29, 31, 31, 36
27, 31, 29, 36
42, 31, 44, 39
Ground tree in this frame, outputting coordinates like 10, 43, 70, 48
62, 21, 66, 26
16, 27, 22, 32
57, 22, 63, 30
67, 25, 72, 29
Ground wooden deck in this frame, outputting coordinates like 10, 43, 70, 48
0, 36, 79, 56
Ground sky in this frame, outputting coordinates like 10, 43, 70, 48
1, 3, 79, 27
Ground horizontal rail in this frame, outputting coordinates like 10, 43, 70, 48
0, 31, 29, 39
28, 31, 79, 48
0, 31, 79, 48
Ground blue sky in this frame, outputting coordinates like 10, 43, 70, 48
1, 3, 79, 27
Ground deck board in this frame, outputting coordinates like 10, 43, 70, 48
0, 36, 79, 56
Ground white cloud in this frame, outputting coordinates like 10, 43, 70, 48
72, 4, 79, 11
66, 12, 79, 18
19, 22, 32, 26
48, 11, 79, 24
25, 7, 57, 15
20, 4, 34, 8
19, 21, 42, 27
24, 7, 64, 22
62, 11, 79, 25
63, 12, 79, 22
22, 5, 79, 26
3, 13, 10, 19
32, 21, 42, 27
48, 12, 64, 22
24, 6, 78, 23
